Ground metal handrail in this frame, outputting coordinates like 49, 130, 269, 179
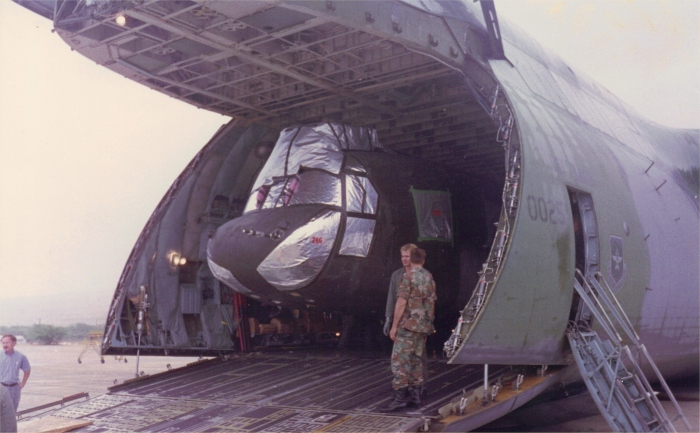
573, 272, 621, 342
592, 273, 690, 431
572, 271, 691, 431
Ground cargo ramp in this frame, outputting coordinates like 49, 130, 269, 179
17, 351, 564, 432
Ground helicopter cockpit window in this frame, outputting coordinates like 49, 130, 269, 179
252, 170, 342, 211
289, 170, 341, 206
257, 210, 341, 291
346, 175, 378, 215
255, 175, 299, 210
341, 168, 378, 257
245, 123, 385, 214
339, 217, 376, 257
344, 155, 367, 174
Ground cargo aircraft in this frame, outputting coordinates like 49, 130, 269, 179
14, 0, 698, 431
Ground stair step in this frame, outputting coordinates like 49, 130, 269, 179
567, 272, 690, 433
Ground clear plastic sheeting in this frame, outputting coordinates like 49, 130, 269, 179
257, 210, 340, 291
334, 123, 381, 151
257, 176, 299, 210
410, 187, 454, 243
289, 171, 342, 207
245, 123, 384, 213
346, 175, 378, 214
207, 257, 252, 294
344, 155, 367, 174
339, 217, 376, 257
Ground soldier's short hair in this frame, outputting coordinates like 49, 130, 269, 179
2, 334, 16, 343
400, 243, 418, 253
410, 248, 426, 264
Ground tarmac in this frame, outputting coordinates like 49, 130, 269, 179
12, 343, 700, 432
14, 343, 199, 413
533, 399, 698, 433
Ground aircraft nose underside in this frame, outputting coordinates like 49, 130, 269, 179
207, 205, 340, 297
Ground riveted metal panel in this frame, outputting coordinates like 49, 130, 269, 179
450, 39, 659, 364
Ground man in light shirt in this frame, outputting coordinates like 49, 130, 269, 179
1, 335, 31, 412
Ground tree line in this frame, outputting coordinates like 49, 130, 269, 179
0, 323, 103, 345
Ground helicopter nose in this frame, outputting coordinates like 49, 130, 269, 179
207, 205, 340, 297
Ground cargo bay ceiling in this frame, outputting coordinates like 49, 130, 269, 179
19, 0, 507, 186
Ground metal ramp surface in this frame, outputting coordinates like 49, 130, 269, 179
567, 271, 691, 432
20, 351, 499, 432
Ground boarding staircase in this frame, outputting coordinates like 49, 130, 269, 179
567, 270, 691, 432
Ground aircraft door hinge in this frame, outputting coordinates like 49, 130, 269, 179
479, 0, 507, 60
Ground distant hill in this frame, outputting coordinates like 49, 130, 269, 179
1, 323, 104, 344
0, 291, 109, 327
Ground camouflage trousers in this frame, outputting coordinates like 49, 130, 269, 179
391, 328, 427, 390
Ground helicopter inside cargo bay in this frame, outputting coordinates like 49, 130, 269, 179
208, 123, 454, 305
87, 0, 521, 354
113, 102, 510, 353
204, 121, 499, 349
106, 75, 513, 353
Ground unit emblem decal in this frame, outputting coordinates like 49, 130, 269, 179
609, 235, 626, 292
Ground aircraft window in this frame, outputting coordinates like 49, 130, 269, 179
339, 217, 376, 257
289, 170, 341, 207
285, 127, 346, 175
246, 123, 385, 214
257, 126, 346, 187
254, 175, 300, 210
344, 155, 367, 174
257, 210, 340, 291
249, 171, 341, 212
346, 175, 378, 214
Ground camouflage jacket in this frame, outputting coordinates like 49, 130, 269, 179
397, 267, 436, 334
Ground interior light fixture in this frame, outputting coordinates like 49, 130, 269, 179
169, 252, 182, 267
115, 13, 126, 26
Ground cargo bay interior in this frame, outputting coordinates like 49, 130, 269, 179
57, 1, 518, 354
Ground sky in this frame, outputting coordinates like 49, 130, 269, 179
0, 0, 698, 326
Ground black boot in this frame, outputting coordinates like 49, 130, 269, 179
408, 386, 422, 407
382, 388, 408, 412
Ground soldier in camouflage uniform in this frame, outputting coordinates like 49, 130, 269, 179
383, 248, 436, 412
383, 244, 430, 395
